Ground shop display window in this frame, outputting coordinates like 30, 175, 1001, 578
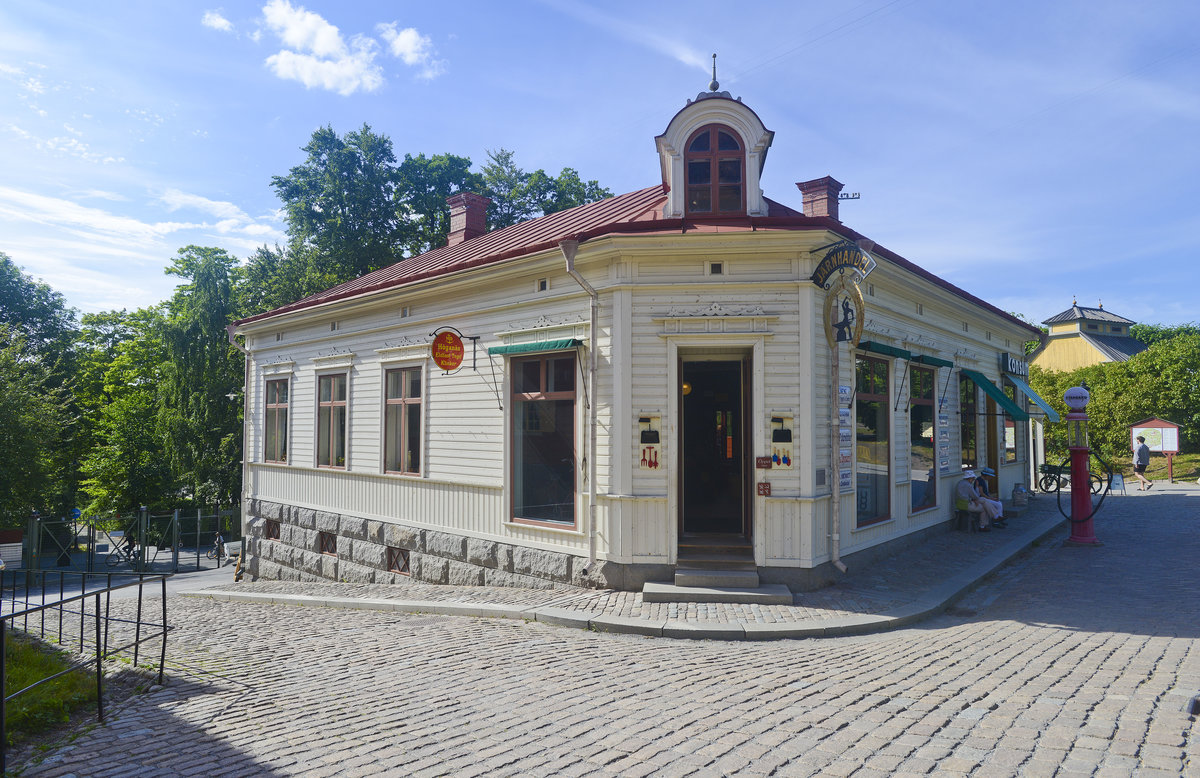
511, 353, 577, 526
855, 355, 890, 526
910, 367, 937, 512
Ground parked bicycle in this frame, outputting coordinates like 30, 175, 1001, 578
1038, 463, 1104, 494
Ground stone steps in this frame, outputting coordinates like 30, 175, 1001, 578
674, 568, 760, 588
642, 581, 793, 605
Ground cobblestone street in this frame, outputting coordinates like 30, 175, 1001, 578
14, 488, 1200, 777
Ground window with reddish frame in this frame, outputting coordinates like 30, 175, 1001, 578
684, 124, 745, 216
511, 352, 577, 527
317, 373, 348, 468
384, 367, 422, 474
264, 378, 289, 463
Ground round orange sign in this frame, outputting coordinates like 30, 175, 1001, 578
431, 330, 465, 371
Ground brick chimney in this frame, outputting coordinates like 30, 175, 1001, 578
796, 176, 844, 221
446, 192, 491, 247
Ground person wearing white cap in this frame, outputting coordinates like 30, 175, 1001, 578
956, 469, 1001, 531
974, 467, 1006, 527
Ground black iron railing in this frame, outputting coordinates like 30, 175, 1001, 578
0, 569, 171, 773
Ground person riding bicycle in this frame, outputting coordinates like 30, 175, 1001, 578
213, 531, 226, 563
122, 533, 136, 558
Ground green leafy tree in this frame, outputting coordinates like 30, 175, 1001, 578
157, 247, 244, 506
480, 148, 534, 229
397, 152, 482, 255
1029, 333, 1200, 462
271, 124, 405, 283
0, 328, 70, 523
1129, 322, 1200, 346
76, 309, 174, 514
0, 251, 77, 370
482, 149, 612, 230
523, 166, 612, 216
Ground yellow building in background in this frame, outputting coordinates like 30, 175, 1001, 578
1030, 302, 1147, 372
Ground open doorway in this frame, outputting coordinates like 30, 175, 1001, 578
679, 359, 750, 537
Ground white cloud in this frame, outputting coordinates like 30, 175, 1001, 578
202, 10, 234, 33
160, 188, 247, 220
263, 0, 345, 58
265, 44, 382, 95
377, 24, 444, 80
260, 0, 383, 95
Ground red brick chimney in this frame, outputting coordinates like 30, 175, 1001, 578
796, 176, 844, 221
446, 192, 491, 247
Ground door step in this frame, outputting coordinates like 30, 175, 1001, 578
674, 568, 760, 588
642, 581, 793, 605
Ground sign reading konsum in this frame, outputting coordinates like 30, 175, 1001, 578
999, 352, 1029, 377
811, 240, 877, 290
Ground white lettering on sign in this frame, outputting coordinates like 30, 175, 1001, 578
999, 352, 1029, 377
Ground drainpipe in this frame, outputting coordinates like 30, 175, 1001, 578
560, 239, 598, 576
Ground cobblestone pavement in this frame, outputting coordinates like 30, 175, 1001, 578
13, 485, 1200, 776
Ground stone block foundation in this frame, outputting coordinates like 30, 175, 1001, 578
244, 499, 631, 590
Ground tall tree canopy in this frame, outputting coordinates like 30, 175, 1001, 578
76, 308, 173, 514
157, 246, 244, 506
271, 124, 404, 282
0, 328, 70, 518
481, 148, 612, 230
396, 152, 482, 256
0, 251, 77, 372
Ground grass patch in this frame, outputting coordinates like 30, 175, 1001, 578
4, 631, 97, 746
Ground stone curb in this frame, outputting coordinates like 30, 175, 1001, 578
182, 513, 1067, 641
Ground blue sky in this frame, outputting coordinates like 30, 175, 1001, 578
2, 1, 1197, 326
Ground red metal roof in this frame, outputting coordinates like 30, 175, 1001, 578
234, 184, 1041, 339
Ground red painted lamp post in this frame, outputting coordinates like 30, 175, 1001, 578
1064, 385, 1100, 545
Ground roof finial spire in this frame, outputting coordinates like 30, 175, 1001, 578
1098, 298, 1103, 309
1072, 295, 1077, 306
709, 53, 719, 92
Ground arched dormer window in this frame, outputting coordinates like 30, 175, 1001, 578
685, 124, 745, 216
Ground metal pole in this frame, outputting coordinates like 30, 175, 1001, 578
1, 619, 8, 775
158, 577, 168, 685
94, 592, 104, 723
133, 577, 143, 667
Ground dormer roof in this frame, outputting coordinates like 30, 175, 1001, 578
1043, 304, 1136, 326
654, 92, 774, 218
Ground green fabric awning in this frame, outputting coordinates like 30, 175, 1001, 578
960, 368, 1029, 421
1006, 375, 1061, 423
487, 338, 581, 355
858, 340, 912, 360
913, 354, 954, 368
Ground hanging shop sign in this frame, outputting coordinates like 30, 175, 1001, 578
999, 352, 1029, 377
811, 240, 877, 290
430, 328, 465, 372
823, 274, 865, 349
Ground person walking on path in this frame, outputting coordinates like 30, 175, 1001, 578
1132, 435, 1153, 491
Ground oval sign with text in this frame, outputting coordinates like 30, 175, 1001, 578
431, 330, 465, 372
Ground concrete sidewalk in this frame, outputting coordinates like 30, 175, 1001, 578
183, 486, 1158, 641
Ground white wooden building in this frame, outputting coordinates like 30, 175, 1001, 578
231, 85, 1048, 591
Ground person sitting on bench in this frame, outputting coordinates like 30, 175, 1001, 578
956, 469, 1001, 531
975, 467, 1006, 527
